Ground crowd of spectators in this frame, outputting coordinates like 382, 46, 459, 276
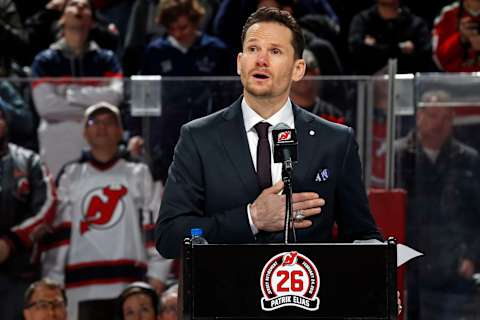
3, 0, 480, 83
2, 0, 480, 319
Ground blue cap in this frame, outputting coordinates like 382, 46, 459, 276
191, 228, 203, 237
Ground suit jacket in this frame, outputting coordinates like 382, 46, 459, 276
155, 97, 381, 258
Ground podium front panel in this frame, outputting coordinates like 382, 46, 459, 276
184, 243, 396, 319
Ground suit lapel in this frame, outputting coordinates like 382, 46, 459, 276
292, 105, 316, 187
219, 98, 260, 199
217, 101, 316, 196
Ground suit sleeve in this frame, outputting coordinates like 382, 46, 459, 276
335, 127, 383, 241
155, 124, 255, 258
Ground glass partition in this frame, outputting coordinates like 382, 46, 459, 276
396, 73, 480, 319
125, 76, 366, 182
366, 74, 416, 189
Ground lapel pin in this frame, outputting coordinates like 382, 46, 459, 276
309, 130, 315, 136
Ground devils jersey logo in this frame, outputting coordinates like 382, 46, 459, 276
80, 185, 128, 234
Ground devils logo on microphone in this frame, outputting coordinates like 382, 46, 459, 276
272, 123, 298, 164
278, 130, 292, 142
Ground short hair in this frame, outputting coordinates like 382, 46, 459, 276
419, 90, 451, 108
117, 282, 160, 318
241, 7, 305, 59
24, 278, 66, 308
156, 0, 205, 28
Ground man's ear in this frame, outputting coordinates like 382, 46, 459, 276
292, 58, 306, 82
236, 52, 243, 75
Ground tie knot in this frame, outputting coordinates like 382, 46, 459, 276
255, 122, 270, 139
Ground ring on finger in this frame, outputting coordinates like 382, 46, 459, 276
294, 210, 305, 222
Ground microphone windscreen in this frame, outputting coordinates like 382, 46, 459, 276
272, 123, 297, 163
272, 122, 290, 131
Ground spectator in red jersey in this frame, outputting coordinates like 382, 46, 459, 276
433, 0, 480, 72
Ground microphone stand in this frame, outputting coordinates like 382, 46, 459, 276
282, 158, 295, 244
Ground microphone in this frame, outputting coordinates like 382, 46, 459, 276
272, 123, 298, 165
272, 123, 297, 244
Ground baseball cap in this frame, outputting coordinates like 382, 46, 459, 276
84, 101, 122, 128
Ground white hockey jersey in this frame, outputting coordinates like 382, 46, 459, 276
41, 153, 170, 320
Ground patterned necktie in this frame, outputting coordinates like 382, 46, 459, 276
255, 122, 272, 190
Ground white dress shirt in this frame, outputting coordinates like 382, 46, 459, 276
241, 97, 295, 234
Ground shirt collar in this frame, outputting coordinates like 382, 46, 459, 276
241, 98, 295, 133
167, 32, 201, 54
51, 38, 99, 57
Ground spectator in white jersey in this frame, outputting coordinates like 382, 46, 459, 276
40, 102, 170, 320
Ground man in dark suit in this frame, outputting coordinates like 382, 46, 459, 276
155, 7, 381, 259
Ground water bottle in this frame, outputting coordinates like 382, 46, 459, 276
190, 228, 208, 244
